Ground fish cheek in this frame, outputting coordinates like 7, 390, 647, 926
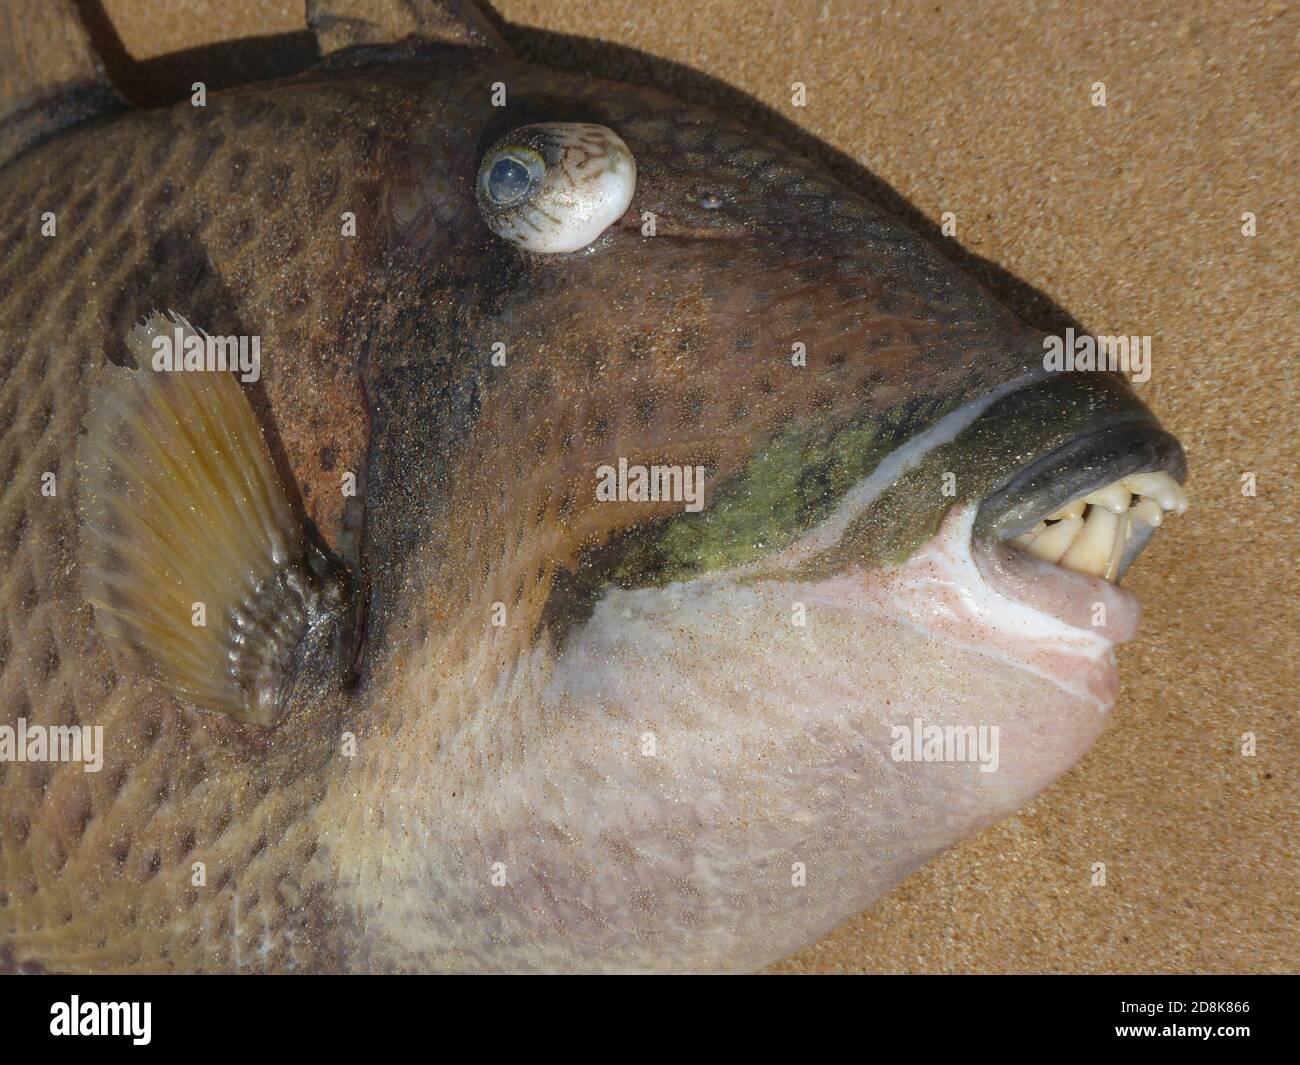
541, 559, 1111, 842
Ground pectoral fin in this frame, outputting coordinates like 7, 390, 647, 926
78, 313, 357, 727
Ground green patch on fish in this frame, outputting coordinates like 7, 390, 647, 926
0, 0, 1187, 974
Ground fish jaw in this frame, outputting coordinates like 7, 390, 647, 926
327, 502, 1129, 972
536, 504, 1126, 969
870, 502, 1136, 701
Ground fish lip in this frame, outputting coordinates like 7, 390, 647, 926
899, 505, 1140, 649
970, 532, 1141, 644
972, 419, 1187, 549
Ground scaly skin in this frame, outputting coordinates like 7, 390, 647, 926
0, 46, 1176, 972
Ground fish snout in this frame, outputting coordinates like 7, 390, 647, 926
975, 418, 1187, 587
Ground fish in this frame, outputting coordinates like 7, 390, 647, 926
0, 0, 1189, 974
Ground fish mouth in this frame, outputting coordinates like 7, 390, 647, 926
973, 421, 1188, 586
959, 422, 1188, 647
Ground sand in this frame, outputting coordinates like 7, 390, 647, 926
96, 0, 1296, 973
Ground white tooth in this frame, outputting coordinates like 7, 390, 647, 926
1122, 471, 1181, 511
1173, 482, 1189, 514
1011, 522, 1047, 548
1104, 508, 1131, 582
1060, 504, 1119, 577
1024, 516, 1083, 564
1131, 498, 1164, 526
1047, 498, 1086, 521
1083, 481, 1131, 513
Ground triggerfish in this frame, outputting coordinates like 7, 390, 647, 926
0, 0, 1187, 972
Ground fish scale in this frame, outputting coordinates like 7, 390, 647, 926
0, 72, 390, 978
0, 1, 1187, 973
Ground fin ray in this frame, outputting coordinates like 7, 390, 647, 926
79, 312, 355, 726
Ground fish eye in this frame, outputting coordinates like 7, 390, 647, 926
475, 123, 636, 253
483, 150, 543, 207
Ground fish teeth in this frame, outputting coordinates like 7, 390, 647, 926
1011, 522, 1047, 549
1005, 469, 1187, 583
1060, 503, 1119, 576
1131, 498, 1164, 527
1083, 482, 1131, 513
1103, 508, 1131, 582
1024, 516, 1083, 564
1046, 499, 1086, 521
1121, 471, 1186, 512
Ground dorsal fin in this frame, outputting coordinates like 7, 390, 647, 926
0, 0, 125, 169
307, 0, 508, 57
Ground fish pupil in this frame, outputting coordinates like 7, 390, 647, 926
488, 156, 534, 205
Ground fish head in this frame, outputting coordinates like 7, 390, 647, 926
347, 55, 1188, 967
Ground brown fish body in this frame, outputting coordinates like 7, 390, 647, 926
0, 61, 397, 970
0, 5, 1187, 972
